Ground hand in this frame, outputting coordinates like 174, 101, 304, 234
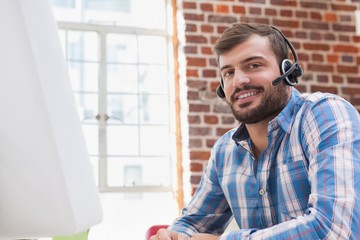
149, 228, 189, 240
190, 233, 220, 240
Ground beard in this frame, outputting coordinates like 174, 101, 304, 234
229, 84, 289, 124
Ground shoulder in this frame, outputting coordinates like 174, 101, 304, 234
213, 126, 238, 150
300, 91, 358, 116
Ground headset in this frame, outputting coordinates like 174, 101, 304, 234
216, 26, 303, 98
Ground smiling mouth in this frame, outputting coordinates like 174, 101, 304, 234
237, 90, 261, 100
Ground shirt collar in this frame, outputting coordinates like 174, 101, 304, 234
232, 87, 304, 142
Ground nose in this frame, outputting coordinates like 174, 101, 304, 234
233, 70, 250, 87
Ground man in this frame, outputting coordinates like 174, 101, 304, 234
150, 23, 360, 239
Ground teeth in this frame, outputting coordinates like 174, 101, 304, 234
238, 91, 258, 99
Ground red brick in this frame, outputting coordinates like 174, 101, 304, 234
186, 35, 207, 44
296, 10, 308, 18
190, 163, 203, 172
200, 3, 213, 12
280, 9, 292, 17
327, 54, 339, 63
249, 7, 262, 15
222, 116, 235, 124
184, 13, 205, 21
190, 150, 211, 160
265, 8, 277, 16
333, 24, 356, 33
303, 43, 330, 51
342, 87, 360, 95
270, 0, 297, 6
190, 175, 202, 186
324, 12, 337, 22
332, 75, 344, 83
204, 115, 219, 124
185, 23, 197, 32
187, 69, 199, 77
215, 4, 229, 14
272, 19, 299, 28
312, 53, 324, 62
188, 115, 201, 124
183, 1, 196, 9
307, 64, 334, 72
337, 65, 359, 74
311, 85, 338, 94
300, 2, 328, 9
187, 57, 207, 67
202, 69, 217, 78
232, 6, 246, 14
201, 25, 214, 33
206, 139, 217, 148
348, 77, 360, 84
187, 91, 200, 100
310, 11, 322, 20
189, 104, 211, 112
201, 46, 213, 55
184, 45, 198, 54
317, 75, 329, 83
189, 138, 203, 148
302, 21, 329, 30
187, 79, 206, 89
217, 127, 232, 136
331, 3, 356, 11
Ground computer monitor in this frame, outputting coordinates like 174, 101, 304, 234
0, 0, 102, 239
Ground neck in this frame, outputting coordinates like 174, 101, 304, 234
245, 117, 272, 159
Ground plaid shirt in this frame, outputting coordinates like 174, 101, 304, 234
170, 88, 360, 239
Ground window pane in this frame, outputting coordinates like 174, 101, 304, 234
138, 36, 167, 64
107, 157, 171, 187
107, 64, 137, 93
107, 125, 139, 155
140, 126, 170, 155
106, 34, 137, 63
89, 156, 99, 186
51, 0, 75, 8
67, 31, 99, 61
140, 95, 168, 124
52, 0, 167, 30
82, 125, 99, 155
139, 65, 168, 94
74, 93, 98, 123
68, 61, 99, 92
107, 94, 138, 124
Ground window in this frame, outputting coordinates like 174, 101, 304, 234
51, 1, 179, 239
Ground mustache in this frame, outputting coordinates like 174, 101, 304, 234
230, 85, 263, 102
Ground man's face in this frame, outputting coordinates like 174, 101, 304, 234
219, 34, 290, 124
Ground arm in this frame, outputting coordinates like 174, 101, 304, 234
222, 95, 360, 239
169, 141, 233, 237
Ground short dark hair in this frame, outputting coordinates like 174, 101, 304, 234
213, 23, 289, 65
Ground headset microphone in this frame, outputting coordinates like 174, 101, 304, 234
216, 26, 303, 99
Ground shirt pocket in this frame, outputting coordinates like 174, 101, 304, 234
277, 160, 311, 219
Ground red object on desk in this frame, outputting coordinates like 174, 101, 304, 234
145, 225, 169, 240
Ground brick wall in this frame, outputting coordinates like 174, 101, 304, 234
179, 0, 360, 194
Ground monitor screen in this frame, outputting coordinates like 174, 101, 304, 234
0, 0, 102, 239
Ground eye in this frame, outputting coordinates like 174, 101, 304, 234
222, 70, 234, 80
248, 63, 261, 70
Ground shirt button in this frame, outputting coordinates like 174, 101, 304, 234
259, 189, 266, 196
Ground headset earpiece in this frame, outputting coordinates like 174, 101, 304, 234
216, 84, 225, 98
280, 59, 303, 86
216, 78, 226, 98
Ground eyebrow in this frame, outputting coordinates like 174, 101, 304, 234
220, 56, 265, 72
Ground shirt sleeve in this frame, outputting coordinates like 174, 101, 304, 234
168, 143, 233, 237
221, 95, 360, 239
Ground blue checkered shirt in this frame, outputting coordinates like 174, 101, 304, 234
170, 88, 360, 239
